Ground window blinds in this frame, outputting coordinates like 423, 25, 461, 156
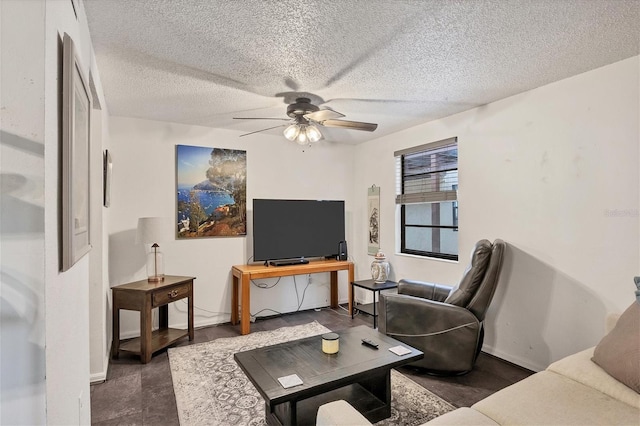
395, 137, 458, 205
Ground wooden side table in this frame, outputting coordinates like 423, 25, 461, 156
351, 279, 398, 329
111, 275, 195, 363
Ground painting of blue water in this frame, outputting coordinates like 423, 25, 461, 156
176, 145, 246, 238
177, 185, 233, 219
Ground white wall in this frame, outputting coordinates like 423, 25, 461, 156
88, 52, 111, 384
43, 0, 109, 423
2, 0, 106, 423
108, 118, 356, 337
352, 56, 640, 371
0, 1, 47, 424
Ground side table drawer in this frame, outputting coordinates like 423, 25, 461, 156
153, 283, 190, 307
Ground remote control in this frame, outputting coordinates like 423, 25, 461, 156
361, 338, 379, 349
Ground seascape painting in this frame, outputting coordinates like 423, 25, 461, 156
176, 145, 246, 238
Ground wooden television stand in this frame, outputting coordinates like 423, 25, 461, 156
231, 259, 354, 335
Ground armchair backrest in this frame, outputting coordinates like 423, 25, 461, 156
445, 239, 506, 321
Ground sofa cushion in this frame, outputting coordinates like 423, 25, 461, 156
591, 301, 640, 394
316, 400, 371, 426
548, 347, 640, 409
472, 370, 640, 425
425, 407, 498, 425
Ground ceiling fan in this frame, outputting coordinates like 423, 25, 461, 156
233, 97, 378, 145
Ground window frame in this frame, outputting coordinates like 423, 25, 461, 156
395, 137, 459, 261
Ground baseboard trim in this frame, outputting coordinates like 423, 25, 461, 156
114, 298, 352, 340
90, 351, 110, 384
482, 345, 544, 372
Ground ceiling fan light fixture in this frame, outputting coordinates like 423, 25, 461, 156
306, 124, 322, 143
283, 124, 300, 141
237, 97, 377, 142
284, 123, 322, 145
296, 126, 309, 145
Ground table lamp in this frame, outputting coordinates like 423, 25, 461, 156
136, 217, 172, 282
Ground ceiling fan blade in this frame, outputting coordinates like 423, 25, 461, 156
233, 117, 291, 121
304, 109, 345, 122
239, 124, 287, 137
320, 119, 378, 132
324, 97, 420, 104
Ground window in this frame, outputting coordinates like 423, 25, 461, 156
395, 137, 458, 260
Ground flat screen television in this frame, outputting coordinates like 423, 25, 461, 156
253, 199, 345, 263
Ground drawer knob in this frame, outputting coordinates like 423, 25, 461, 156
168, 290, 179, 298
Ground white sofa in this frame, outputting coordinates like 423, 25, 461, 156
317, 308, 640, 425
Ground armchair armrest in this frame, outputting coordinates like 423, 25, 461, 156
379, 292, 481, 373
398, 279, 453, 303
379, 292, 478, 336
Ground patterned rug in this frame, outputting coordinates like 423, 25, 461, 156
168, 321, 454, 425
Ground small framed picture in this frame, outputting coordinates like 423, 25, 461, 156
103, 150, 112, 207
368, 185, 380, 255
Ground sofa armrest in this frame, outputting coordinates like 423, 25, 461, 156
398, 279, 452, 302
316, 400, 372, 426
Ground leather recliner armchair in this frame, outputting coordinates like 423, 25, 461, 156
379, 239, 506, 375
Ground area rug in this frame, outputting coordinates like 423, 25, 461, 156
168, 322, 454, 425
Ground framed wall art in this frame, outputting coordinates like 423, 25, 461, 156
176, 145, 247, 238
368, 185, 380, 255
103, 149, 112, 207
61, 33, 92, 271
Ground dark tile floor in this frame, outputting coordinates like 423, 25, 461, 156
91, 307, 533, 425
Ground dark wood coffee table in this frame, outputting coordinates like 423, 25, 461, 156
234, 325, 423, 425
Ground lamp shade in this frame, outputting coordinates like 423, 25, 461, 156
283, 124, 301, 141
296, 127, 309, 145
306, 125, 322, 143
136, 217, 172, 244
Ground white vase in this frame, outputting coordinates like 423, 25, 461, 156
371, 251, 390, 283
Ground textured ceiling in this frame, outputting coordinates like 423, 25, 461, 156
84, 0, 639, 145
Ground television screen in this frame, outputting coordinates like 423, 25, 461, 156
253, 199, 345, 262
